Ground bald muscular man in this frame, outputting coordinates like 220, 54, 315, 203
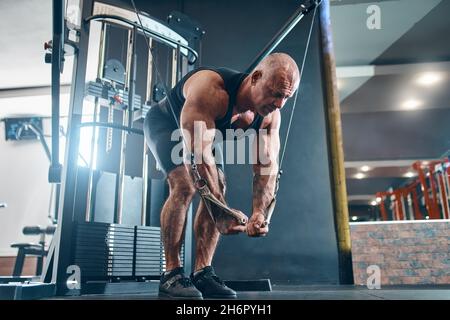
143, 52, 300, 299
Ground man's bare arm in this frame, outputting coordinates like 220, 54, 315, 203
181, 72, 247, 233
248, 110, 281, 237
181, 72, 228, 201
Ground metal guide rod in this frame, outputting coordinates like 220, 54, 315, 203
116, 27, 135, 224
128, 26, 138, 129
98, 23, 107, 80
85, 98, 100, 221
141, 147, 149, 226
85, 22, 106, 222
145, 38, 153, 102
125, 29, 133, 91
176, 44, 182, 82
100, 23, 113, 154
141, 38, 153, 226
49, 0, 64, 183
171, 46, 179, 87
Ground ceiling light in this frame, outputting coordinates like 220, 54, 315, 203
404, 172, 415, 178
402, 99, 423, 110
425, 216, 429, 220
370, 200, 377, 206
361, 165, 371, 172
351, 216, 358, 221
355, 173, 365, 179
416, 72, 443, 87
376, 197, 382, 203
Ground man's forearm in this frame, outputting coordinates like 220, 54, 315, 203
252, 171, 277, 218
194, 162, 225, 202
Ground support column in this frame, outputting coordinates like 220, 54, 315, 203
319, 0, 353, 284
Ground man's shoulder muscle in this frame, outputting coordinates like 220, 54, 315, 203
183, 70, 229, 118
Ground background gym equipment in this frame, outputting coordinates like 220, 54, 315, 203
45, 0, 199, 297
0, 117, 60, 288
10, 225, 56, 277
0, 0, 203, 299
376, 157, 450, 221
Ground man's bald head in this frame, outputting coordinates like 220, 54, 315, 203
244, 53, 300, 116
254, 52, 300, 87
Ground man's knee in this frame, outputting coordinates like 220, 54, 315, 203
168, 166, 196, 203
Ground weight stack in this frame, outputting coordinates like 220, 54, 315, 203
73, 222, 183, 283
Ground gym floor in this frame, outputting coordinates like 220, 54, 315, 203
49, 285, 450, 300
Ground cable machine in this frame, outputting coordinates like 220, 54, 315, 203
0, 0, 203, 298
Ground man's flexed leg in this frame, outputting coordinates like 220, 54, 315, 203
192, 168, 237, 299
158, 165, 202, 299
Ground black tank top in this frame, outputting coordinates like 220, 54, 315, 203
166, 67, 264, 136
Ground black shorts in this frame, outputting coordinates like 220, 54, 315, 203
143, 98, 224, 177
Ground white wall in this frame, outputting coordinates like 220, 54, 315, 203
0, 0, 73, 89
0, 119, 54, 256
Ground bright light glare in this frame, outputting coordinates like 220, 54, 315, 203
404, 171, 415, 178
77, 101, 98, 168
355, 173, 365, 179
416, 72, 443, 87
402, 99, 423, 110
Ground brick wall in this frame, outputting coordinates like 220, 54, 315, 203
350, 220, 450, 285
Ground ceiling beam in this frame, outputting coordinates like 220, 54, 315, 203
337, 61, 450, 78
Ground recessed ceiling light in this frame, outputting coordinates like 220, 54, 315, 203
402, 99, 423, 110
425, 216, 429, 220
416, 72, 443, 87
361, 165, 371, 172
376, 197, 382, 203
351, 216, 358, 221
404, 172, 415, 178
370, 200, 377, 206
355, 173, 365, 179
